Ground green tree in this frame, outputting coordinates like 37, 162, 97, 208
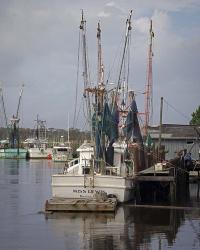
190, 106, 200, 125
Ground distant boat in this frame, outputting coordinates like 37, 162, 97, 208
0, 140, 8, 158
52, 136, 72, 162
24, 116, 52, 159
0, 139, 27, 159
0, 116, 28, 159
24, 138, 52, 159
0, 85, 28, 159
1, 148, 27, 159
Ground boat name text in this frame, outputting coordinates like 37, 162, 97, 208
73, 189, 104, 194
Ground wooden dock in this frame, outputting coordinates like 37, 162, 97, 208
134, 164, 189, 203
45, 197, 117, 212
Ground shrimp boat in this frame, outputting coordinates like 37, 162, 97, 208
24, 116, 52, 159
51, 11, 146, 203
0, 85, 27, 159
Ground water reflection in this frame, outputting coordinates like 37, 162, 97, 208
0, 159, 199, 250
46, 204, 194, 250
4, 159, 20, 184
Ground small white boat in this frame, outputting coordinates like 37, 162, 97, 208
24, 116, 52, 159
52, 143, 72, 162
24, 138, 52, 159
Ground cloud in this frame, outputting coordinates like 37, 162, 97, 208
98, 11, 111, 18
0, 0, 199, 128
106, 2, 115, 7
97, 1, 126, 19
135, 17, 150, 34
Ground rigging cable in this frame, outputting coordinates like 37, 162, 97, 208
73, 30, 81, 128
105, 33, 124, 87
163, 98, 191, 123
74, 97, 84, 128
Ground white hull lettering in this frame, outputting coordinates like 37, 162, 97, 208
73, 189, 104, 194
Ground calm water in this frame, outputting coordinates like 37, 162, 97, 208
0, 159, 200, 250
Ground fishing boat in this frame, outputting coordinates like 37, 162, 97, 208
24, 116, 52, 159
51, 11, 146, 203
52, 136, 72, 162
0, 85, 27, 159
0, 140, 9, 158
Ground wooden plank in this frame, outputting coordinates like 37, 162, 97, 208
135, 175, 175, 182
45, 197, 117, 212
139, 166, 170, 175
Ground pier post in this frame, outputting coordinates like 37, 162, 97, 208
135, 181, 141, 204
169, 181, 176, 203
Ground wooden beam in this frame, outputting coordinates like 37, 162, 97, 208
135, 175, 175, 182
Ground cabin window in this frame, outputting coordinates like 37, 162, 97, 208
186, 140, 194, 144
57, 148, 68, 152
82, 166, 90, 174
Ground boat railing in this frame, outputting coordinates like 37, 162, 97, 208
105, 166, 119, 176
68, 158, 79, 167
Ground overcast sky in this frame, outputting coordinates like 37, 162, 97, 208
0, 0, 199, 130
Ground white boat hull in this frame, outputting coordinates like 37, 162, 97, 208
52, 174, 135, 203
52, 155, 70, 162
28, 148, 52, 159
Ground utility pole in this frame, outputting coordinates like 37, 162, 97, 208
158, 97, 163, 160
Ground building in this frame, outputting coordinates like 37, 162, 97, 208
148, 124, 200, 160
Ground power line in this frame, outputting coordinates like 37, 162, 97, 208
163, 98, 191, 122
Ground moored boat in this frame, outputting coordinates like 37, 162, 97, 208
2, 148, 27, 159
52, 142, 72, 162
24, 116, 52, 159
51, 11, 146, 203
0, 85, 28, 159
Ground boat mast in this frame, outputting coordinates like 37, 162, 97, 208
114, 10, 133, 136
144, 20, 154, 137
80, 10, 92, 132
16, 84, 24, 120
10, 84, 24, 151
84, 20, 106, 171
97, 21, 105, 113
0, 86, 8, 130
35, 114, 39, 140
97, 22, 104, 87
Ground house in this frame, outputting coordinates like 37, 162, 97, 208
148, 124, 200, 160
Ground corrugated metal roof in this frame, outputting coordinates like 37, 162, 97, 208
148, 124, 200, 139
